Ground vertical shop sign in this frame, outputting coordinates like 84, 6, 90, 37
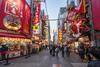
23, 3, 31, 34
92, 0, 100, 30
78, 0, 86, 13
33, 1, 41, 34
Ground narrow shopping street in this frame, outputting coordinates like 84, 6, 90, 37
0, 50, 87, 67
0, 0, 100, 67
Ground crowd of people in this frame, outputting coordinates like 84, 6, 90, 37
78, 42, 92, 62
49, 44, 71, 57
0, 42, 100, 67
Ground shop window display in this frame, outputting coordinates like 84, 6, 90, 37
0, 37, 31, 60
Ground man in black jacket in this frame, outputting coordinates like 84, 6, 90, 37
88, 46, 100, 67
78, 43, 85, 62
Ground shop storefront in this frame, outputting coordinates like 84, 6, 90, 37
0, 0, 32, 60
65, 0, 92, 51
0, 36, 31, 60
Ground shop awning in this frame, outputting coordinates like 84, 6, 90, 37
0, 32, 26, 38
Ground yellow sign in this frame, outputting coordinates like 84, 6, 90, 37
58, 30, 62, 43
33, 26, 40, 30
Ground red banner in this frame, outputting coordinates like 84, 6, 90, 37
76, 0, 86, 13
33, 4, 40, 24
33, 2, 41, 34
23, 3, 31, 34
0, 0, 25, 32
92, 0, 100, 30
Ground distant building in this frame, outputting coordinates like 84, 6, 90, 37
58, 7, 68, 44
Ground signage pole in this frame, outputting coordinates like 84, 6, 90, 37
88, 0, 96, 46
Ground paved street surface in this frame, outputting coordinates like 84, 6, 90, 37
0, 50, 87, 67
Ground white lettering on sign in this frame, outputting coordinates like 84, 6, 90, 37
5, 1, 17, 15
4, 1, 23, 17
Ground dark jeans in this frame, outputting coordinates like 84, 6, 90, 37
66, 51, 70, 56
26, 51, 31, 58
86, 53, 92, 61
50, 49, 52, 55
1, 54, 6, 60
62, 51, 64, 57
79, 51, 85, 59
56, 51, 59, 56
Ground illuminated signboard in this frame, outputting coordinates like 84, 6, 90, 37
33, 1, 41, 34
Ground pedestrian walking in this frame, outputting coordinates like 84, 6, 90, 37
1, 44, 10, 65
55, 45, 59, 56
61, 45, 65, 57
78, 42, 85, 62
1, 44, 8, 60
66, 45, 71, 57
49, 45, 53, 55
85, 44, 92, 61
25, 42, 31, 58
52, 45, 56, 56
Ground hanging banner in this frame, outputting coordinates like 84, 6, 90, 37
0, 0, 25, 32
23, 3, 31, 34
33, 1, 41, 34
75, 0, 86, 13
92, 0, 100, 30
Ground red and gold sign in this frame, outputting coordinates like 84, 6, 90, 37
0, 0, 25, 31
58, 30, 62, 43
33, 1, 41, 34
23, 3, 31, 34
3, 15, 21, 31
